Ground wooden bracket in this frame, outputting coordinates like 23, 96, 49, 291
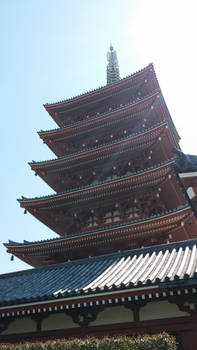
124, 300, 147, 322
31, 313, 49, 332
66, 306, 104, 327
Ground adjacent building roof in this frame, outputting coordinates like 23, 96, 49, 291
173, 149, 197, 173
1, 239, 197, 308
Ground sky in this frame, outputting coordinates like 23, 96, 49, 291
0, 0, 197, 274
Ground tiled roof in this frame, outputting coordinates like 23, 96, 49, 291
44, 64, 154, 107
173, 149, 197, 173
187, 154, 197, 167
1, 239, 197, 307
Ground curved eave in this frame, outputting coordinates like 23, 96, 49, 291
20, 159, 174, 207
30, 120, 172, 171
5, 205, 192, 251
40, 91, 160, 139
44, 63, 156, 111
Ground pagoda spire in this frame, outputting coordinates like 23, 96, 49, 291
107, 44, 120, 84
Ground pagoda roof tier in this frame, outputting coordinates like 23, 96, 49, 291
4, 206, 196, 266
31, 121, 177, 192
44, 64, 160, 128
40, 92, 179, 157
40, 92, 159, 138
18, 160, 188, 236
2, 238, 197, 312
20, 160, 174, 205
32, 121, 172, 169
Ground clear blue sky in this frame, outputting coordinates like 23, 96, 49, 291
1, 0, 197, 274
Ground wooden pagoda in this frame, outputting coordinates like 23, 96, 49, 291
1, 47, 197, 349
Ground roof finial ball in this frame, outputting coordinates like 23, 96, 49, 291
107, 44, 120, 84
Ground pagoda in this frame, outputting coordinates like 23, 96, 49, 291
1, 46, 197, 349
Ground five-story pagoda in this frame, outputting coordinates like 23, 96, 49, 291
6, 46, 197, 266
1, 46, 197, 348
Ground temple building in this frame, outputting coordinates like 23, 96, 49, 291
1, 46, 197, 349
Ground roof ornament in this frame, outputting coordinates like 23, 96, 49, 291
107, 44, 120, 84
172, 148, 197, 172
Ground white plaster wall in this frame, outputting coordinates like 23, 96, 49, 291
140, 300, 190, 321
2, 317, 36, 335
42, 313, 79, 331
90, 306, 133, 326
